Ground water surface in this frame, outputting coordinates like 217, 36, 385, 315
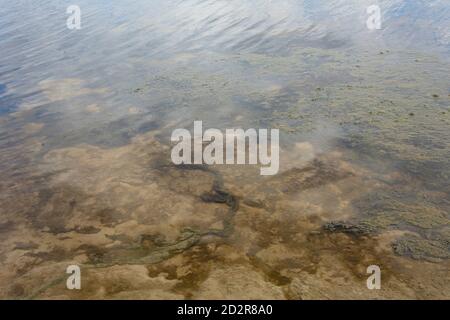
0, 0, 449, 299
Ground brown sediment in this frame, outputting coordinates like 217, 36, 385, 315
1, 47, 449, 299
0, 130, 448, 299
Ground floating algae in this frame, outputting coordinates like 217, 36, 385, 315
85, 164, 240, 267
21, 160, 242, 298
321, 180, 449, 262
392, 234, 450, 262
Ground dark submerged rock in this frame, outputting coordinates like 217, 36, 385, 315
323, 221, 376, 236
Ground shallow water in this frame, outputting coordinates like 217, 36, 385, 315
0, 0, 449, 299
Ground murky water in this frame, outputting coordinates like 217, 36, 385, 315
0, 0, 449, 299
